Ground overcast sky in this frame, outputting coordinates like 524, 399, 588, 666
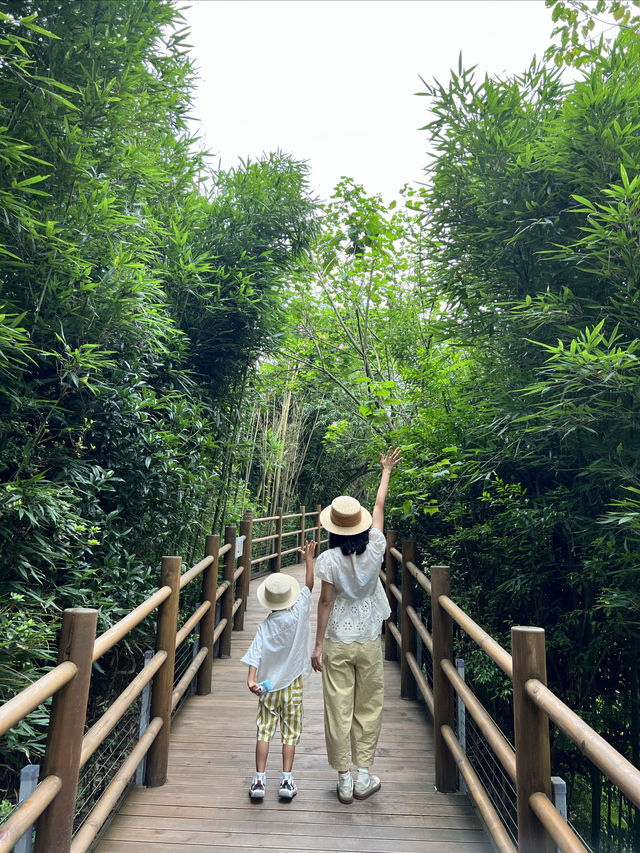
182, 1, 557, 203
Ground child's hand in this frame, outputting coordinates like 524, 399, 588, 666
298, 539, 316, 560
248, 680, 262, 695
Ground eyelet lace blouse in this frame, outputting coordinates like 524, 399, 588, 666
315, 527, 391, 644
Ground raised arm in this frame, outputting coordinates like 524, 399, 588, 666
371, 446, 403, 531
298, 539, 316, 591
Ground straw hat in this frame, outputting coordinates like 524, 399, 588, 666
257, 573, 301, 611
319, 495, 372, 536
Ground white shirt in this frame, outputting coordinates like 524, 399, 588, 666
315, 527, 391, 644
241, 586, 312, 691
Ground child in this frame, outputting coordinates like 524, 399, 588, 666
241, 539, 316, 800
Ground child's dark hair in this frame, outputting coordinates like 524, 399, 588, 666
329, 528, 370, 556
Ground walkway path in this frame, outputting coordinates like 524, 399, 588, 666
95, 562, 492, 852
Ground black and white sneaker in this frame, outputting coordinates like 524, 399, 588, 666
278, 777, 297, 799
249, 775, 266, 799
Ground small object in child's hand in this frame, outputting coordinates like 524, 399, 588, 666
257, 680, 272, 695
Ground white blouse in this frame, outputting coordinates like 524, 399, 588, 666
240, 587, 312, 691
315, 527, 391, 644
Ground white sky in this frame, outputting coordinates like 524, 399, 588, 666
182, 0, 556, 203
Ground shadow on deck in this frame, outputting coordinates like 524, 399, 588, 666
95, 562, 493, 852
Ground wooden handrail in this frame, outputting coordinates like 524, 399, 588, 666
0, 506, 252, 851
387, 620, 401, 647
216, 579, 230, 600
405, 651, 434, 715
179, 554, 215, 590
442, 725, 517, 853
281, 544, 303, 558
213, 618, 228, 644
0, 661, 77, 738
93, 586, 172, 662
251, 551, 278, 565
80, 651, 166, 769
383, 535, 633, 853
406, 605, 433, 655
529, 792, 590, 853
438, 594, 513, 679
406, 559, 431, 596
252, 533, 277, 545
172, 647, 209, 712
0, 774, 62, 853
176, 602, 211, 649
526, 678, 640, 809
441, 658, 516, 782
70, 716, 164, 853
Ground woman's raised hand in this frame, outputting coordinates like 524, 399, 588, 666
380, 446, 403, 472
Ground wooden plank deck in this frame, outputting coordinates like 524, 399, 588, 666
95, 562, 493, 852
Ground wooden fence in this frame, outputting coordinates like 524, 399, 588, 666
383, 532, 640, 853
0, 506, 321, 853
6, 512, 637, 853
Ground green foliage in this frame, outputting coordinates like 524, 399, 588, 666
0, 0, 318, 810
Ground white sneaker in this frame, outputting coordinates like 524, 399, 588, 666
354, 773, 381, 800
249, 775, 266, 799
279, 777, 297, 799
337, 774, 353, 804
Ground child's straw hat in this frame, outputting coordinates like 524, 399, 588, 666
257, 573, 300, 611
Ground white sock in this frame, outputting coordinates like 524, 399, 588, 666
256, 771, 266, 782
357, 766, 370, 784
282, 771, 293, 781
338, 770, 351, 783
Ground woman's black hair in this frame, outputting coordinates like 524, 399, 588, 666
329, 528, 370, 556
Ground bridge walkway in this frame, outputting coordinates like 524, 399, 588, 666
95, 562, 493, 852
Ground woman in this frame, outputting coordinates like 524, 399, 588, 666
311, 447, 402, 804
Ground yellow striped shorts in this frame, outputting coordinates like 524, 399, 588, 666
256, 676, 303, 745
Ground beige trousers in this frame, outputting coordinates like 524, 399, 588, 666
321, 637, 384, 771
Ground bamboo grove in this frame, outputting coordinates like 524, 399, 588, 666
1, 0, 640, 849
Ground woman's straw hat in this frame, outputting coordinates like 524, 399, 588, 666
319, 495, 372, 536
257, 573, 300, 611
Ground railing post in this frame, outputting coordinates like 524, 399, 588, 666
272, 507, 283, 572
456, 658, 467, 793
145, 555, 181, 787
219, 526, 236, 658
16, 764, 39, 853
512, 626, 554, 853
34, 608, 98, 853
316, 503, 322, 554
400, 539, 417, 700
197, 534, 219, 695
385, 530, 398, 661
431, 564, 456, 792
135, 650, 155, 785
299, 504, 306, 549
551, 777, 567, 853
234, 514, 252, 631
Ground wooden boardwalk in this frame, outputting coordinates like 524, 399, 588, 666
95, 562, 493, 852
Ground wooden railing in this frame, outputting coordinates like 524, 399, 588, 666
383, 533, 640, 853
0, 526, 250, 853
248, 504, 326, 574
0, 504, 324, 853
